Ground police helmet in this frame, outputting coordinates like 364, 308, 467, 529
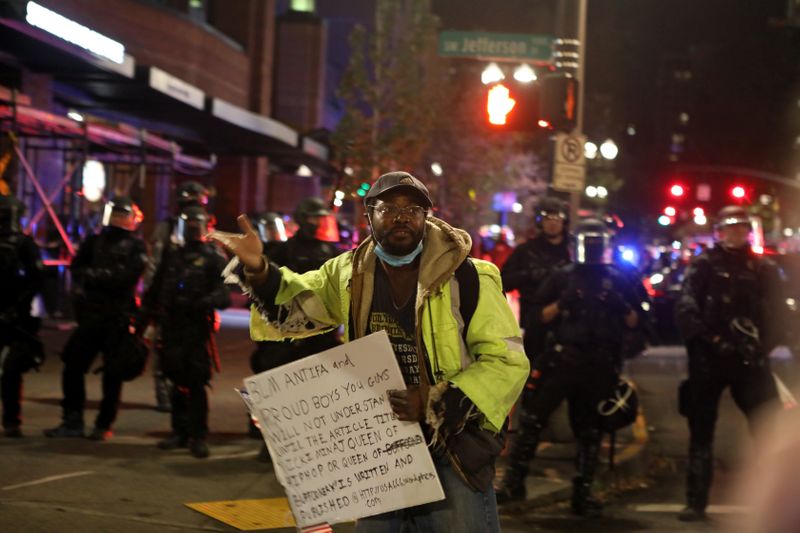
573, 217, 613, 264
255, 211, 287, 243
293, 197, 330, 238
535, 196, 569, 229
176, 181, 209, 209
101, 196, 139, 231
715, 205, 751, 229
0, 194, 22, 234
174, 205, 209, 245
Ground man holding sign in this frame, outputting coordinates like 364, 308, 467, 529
212, 171, 528, 532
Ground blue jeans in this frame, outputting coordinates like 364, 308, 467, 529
354, 455, 500, 533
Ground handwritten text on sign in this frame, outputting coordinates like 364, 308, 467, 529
242, 331, 444, 528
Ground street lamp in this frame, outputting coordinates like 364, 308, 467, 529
584, 141, 598, 159
599, 139, 618, 160
513, 64, 537, 83
481, 62, 505, 85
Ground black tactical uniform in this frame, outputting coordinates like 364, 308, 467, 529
499, 218, 645, 517
0, 195, 44, 437
248, 200, 341, 459
501, 197, 571, 361
675, 206, 787, 521
45, 197, 147, 441
146, 207, 230, 459
145, 181, 210, 412
249, 199, 341, 375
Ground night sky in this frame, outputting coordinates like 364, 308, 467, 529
305, 0, 800, 222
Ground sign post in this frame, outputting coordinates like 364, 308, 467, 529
240, 331, 444, 529
552, 132, 587, 193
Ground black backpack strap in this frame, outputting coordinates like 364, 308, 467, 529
454, 257, 479, 344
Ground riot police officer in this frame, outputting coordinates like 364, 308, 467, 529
675, 206, 787, 522
146, 180, 210, 412
498, 218, 645, 516
0, 195, 44, 437
144, 206, 230, 459
496, 196, 571, 501
249, 198, 341, 375
45, 197, 147, 441
501, 197, 571, 369
248, 199, 341, 459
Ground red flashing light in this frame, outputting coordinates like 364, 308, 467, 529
664, 206, 676, 217
670, 184, 685, 197
731, 185, 746, 199
692, 207, 704, 216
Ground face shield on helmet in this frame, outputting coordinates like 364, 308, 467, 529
101, 197, 138, 231
174, 207, 209, 246
714, 206, 754, 250
0, 196, 21, 234
256, 212, 287, 243
574, 218, 613, 264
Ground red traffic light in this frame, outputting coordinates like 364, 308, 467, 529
669, 184, 685, 197
730, 185, 746, 199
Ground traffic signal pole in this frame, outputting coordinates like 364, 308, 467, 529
552, 0, 587, 222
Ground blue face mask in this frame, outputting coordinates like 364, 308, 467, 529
374, 241, 423, 267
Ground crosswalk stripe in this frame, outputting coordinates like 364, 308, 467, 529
634, 503, 748, 514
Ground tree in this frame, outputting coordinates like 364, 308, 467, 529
332, 0, 445, 190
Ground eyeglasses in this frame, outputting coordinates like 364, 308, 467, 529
371, 204, 428, 219
540, 211, 566, 220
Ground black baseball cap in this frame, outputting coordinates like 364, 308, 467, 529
364, 171, 433, 208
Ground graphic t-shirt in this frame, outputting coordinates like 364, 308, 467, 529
367, 265, 420, 386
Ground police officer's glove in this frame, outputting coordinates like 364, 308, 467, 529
712, 337, 738, 358
598, 290, 632, 315
558, 287, 583, 312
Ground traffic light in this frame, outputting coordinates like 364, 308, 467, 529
730, 184, 746, 201
669, 184, 685, 197
539, 72, 578, 132
485, 81, 539, 131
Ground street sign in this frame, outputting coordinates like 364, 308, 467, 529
552, 132, 586, 192
438, 31, 552, 62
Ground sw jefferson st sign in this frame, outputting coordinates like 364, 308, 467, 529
439, 31, 552, 62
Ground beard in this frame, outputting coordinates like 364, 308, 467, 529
378, 226, 423, 255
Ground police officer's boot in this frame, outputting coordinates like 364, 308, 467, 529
44, 410, 85, 438
154, 373, 172, 413
678, 444, 712, 522
495, 414, 542, 504
571, 431, 602, 518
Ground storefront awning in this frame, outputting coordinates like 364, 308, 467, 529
0, 8, 331, 171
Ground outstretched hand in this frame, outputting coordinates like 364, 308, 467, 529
207, 215, 265, 271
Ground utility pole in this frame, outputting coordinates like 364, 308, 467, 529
552, 0, 587, 222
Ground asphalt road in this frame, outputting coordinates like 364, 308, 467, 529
2, 311, 798, 532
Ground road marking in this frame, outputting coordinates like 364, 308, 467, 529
2, 471, 94, 491
634, 503, 749, 514
0, 500, 226, 531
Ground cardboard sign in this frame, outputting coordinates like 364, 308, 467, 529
241, 331, 444, 528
